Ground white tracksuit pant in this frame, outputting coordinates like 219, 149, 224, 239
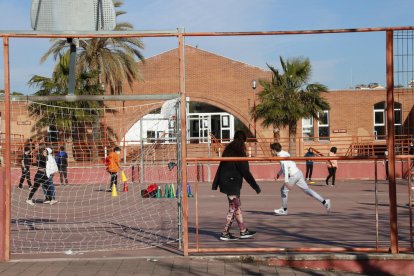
281, 170, 324, 209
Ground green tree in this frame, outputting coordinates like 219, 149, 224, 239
40, 0, 144, 94
0, 90, 24, 95
254, 57, 330, 156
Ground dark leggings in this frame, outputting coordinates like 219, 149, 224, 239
28, 170, 49, 200
326, 167, 337, 185
108, 172, 118, 189
58, 166, 68, 185
305, 164, 313, 180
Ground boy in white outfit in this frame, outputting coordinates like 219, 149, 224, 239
45, 147, 59, 205
270, 143, 331, 215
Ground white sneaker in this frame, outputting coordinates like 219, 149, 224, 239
274, 208, 288, 215
43, 200, 51, 204
26, 199, 35, 206
49, 200, 58, 205
324, 199, 331, 213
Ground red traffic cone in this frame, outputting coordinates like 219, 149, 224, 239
123, 182, 129, 192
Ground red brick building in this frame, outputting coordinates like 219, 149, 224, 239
2, 45, 414, 158
121, 45, 414, 156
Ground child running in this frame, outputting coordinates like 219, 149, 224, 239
270, 143, 331, 215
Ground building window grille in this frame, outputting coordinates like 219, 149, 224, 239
318, 110, 330, 141
373, 101, 402, 140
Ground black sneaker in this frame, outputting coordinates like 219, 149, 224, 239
240, 229, 256, 239
220, 232, 239, 241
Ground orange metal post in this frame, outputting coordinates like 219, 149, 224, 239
195, 168, 199, 251
1, 36, 11, 261
374, 159, 379, 249
0, 167, 5, 261
188, 247, 409, 254
408, 156, 413, 248
178, 29, 189, 256
386, 30, 398, 254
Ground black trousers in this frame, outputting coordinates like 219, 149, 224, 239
28, 170, 48, 200
326, 167, 337, 185
18, 167, 32, 187
58, 165, 68, 185
108, 172, 118, 189
305, 164, 313, 180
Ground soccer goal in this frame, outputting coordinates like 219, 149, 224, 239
9, 98, 183, 254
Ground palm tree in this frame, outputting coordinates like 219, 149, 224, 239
40, 0, 144, 94
28, 53, 117, 160
254, 57, 330, 156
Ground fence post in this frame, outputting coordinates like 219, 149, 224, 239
386, 30, 398, 254
178, 28, 189, 256
1, 37, 11, 261
0, 167, 7, 261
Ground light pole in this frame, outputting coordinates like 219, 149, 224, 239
251, 80, 257, 156
251, 80, 257, 138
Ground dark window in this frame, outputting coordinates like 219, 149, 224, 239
318, 111, 330, 141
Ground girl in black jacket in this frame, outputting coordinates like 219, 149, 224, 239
212, 130, 261, 241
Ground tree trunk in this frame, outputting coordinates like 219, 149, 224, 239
288, 121, 297, 156
272, 124, 280, 142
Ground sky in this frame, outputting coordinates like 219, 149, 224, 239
0, 0, 413, 94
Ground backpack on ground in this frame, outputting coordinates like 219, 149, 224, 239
141, 184, 158, 198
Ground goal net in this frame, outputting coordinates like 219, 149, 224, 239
9, 99, 181, 254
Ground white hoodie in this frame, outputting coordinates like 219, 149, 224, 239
46, 148, 59, 177
277, 150, 299, 183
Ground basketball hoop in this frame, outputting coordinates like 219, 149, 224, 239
31, 0, 116, 31
31, 0, 116, 95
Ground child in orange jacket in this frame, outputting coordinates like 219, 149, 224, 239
106, 146, 121, 191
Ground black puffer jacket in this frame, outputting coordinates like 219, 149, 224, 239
212, 161, 260, 196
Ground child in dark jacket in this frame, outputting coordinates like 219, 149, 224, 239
56, 146, 69, 185
18, 147, 32, 189
212, 130, 261, 241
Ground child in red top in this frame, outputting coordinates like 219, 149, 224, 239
106, 146, 121, 191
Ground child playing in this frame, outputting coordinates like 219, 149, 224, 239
271, 143, 331, 215
106, 146, 121, 192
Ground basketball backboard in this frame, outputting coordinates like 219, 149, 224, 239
31, 0, 116, 31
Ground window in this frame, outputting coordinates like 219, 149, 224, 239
373, 102, 402, 140
374, 104, 385, 139
222, 115, 230, 127
167, 119, 176, 143
302, 117, 314, 141
147, 131, 156, 143
318, 111, 330, 140
168, 119, 175, 129
394, 105, 402, 136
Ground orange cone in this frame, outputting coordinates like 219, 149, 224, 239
123, 182, 129, 192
